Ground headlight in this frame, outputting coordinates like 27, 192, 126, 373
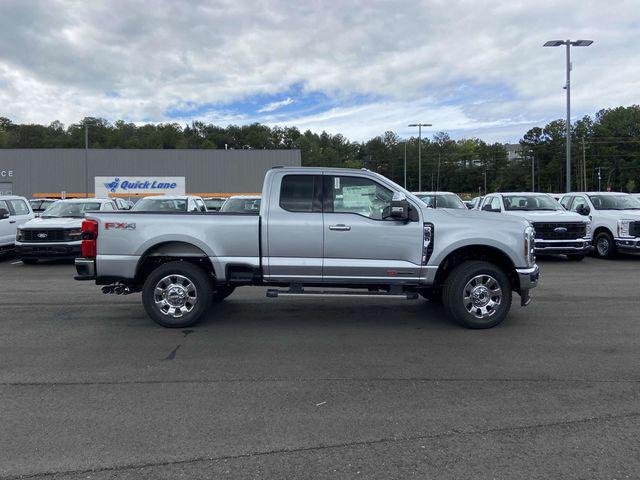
585, 222, 592, 238
16, 228, 23, 241
617, 220, 631, 237
524, 225, 536, 266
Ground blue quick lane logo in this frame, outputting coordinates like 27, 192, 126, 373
105, 178, 120, 193
103, 178, 178, 192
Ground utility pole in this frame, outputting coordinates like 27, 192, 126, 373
408, 123, 432, 191
582, 137, 587, 190
436, 152, 441, 190
403, 141, 407, 188
84, 124, 89, 198
483, 170, 487, 195
530, 150, 535, 192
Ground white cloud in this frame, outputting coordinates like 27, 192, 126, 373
258, 97, 294, 113
0, 0, 638, 142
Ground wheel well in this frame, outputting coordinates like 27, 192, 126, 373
135, 241, 216, 284
593, 226, 613, 239
434, 245, 519, 292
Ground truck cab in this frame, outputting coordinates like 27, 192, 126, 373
0, 196, 34, 253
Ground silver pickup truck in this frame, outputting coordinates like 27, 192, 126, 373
75, 167, 539, 329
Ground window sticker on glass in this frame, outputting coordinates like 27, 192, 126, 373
342, 185, 376, 208
334, 177, 340, 189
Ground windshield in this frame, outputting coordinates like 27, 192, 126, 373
204, 198, 225, 210
132, 198, 187, 212
419, 194, 466, 209
41, 201, 101, 218
220, 198, 261, 213
503, 195, 561, 211
588, 195, 640, 210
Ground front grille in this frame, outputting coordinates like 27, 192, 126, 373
630, 221, 640, 237
21, 229, 67, 242
531, 222, 587, 240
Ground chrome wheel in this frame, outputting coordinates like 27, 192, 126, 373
596, 237, 610, 256
463, 274, 502, 319
154, 274, 197, 318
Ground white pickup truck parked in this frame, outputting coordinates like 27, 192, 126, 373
560, 192, 640, 258
16, 198, 118, 263
74, 167, 540, 329
0, 196, 34, 253
480, 192, 592, 260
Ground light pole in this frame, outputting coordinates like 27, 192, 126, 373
408, 123, 432, 191
543, 39, 593, 193
84, 124, 89, 198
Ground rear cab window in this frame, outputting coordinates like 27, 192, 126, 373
279, 175, 321, 212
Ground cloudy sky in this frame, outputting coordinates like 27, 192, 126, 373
0, 0, 638, 142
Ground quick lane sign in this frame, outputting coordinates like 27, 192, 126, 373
94, 176, 185, 196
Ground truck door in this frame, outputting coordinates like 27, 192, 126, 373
264, 173, 324, 282
322, 174, 423, 283
0, 200, 14, 246
6, 198, 33, 231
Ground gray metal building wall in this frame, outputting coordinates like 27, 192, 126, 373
0, 149, 301, 197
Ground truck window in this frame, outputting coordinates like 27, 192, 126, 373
570, 196, 587, 213
7, 199, 30, 215
280, 175, 317, 212
560, 196, 572, 209
328, 176, 393, 220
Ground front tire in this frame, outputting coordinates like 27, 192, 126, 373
442, 261, 512, 329
594, 231, 616, 259
142, 261, 213, 328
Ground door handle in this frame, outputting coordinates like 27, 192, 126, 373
9, 220, 16, 224
329, 224, 351, 231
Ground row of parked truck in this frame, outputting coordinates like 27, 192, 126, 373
3, 167, 639, 330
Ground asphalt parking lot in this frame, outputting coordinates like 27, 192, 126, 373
1, 255, 639, 479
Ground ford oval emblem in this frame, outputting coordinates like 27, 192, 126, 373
37, 232, 48, 239
554, 227, 568, 233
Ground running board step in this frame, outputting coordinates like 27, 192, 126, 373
266, 288, 418, 300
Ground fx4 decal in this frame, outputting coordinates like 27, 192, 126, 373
104, 222, 136, 230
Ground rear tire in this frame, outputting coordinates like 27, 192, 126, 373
142, 261, 213, 328
594, 231, 616, 259
566, 254, 586, 261
212, 286, 235, 302
442, 261, 512, 329
21, 258, 38, 265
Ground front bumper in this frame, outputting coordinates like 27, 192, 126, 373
534, 238, 591, 255
615, 237, 640, 251
515, 264, 540, 307
16, 241, 82, 259
74, 257, 96, 280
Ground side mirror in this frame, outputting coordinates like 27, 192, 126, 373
0, 208, 9, 220
383, 192, 409, 221
200, 205, 207, 212
576, 204, 590, 216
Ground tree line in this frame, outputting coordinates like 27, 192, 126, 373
1, 105, 638, 194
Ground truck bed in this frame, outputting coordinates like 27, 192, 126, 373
87, 212, 260, 280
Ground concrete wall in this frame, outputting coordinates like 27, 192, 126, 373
0, 149, 301, 197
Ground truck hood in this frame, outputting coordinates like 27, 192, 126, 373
504, 210, 588, 223
21, 217, 83, 229
438, 208, 530, 229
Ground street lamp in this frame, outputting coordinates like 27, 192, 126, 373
408, 123, 432, 191
543, 39, 593, 193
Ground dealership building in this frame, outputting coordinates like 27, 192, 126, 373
0, 148, 301, 198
